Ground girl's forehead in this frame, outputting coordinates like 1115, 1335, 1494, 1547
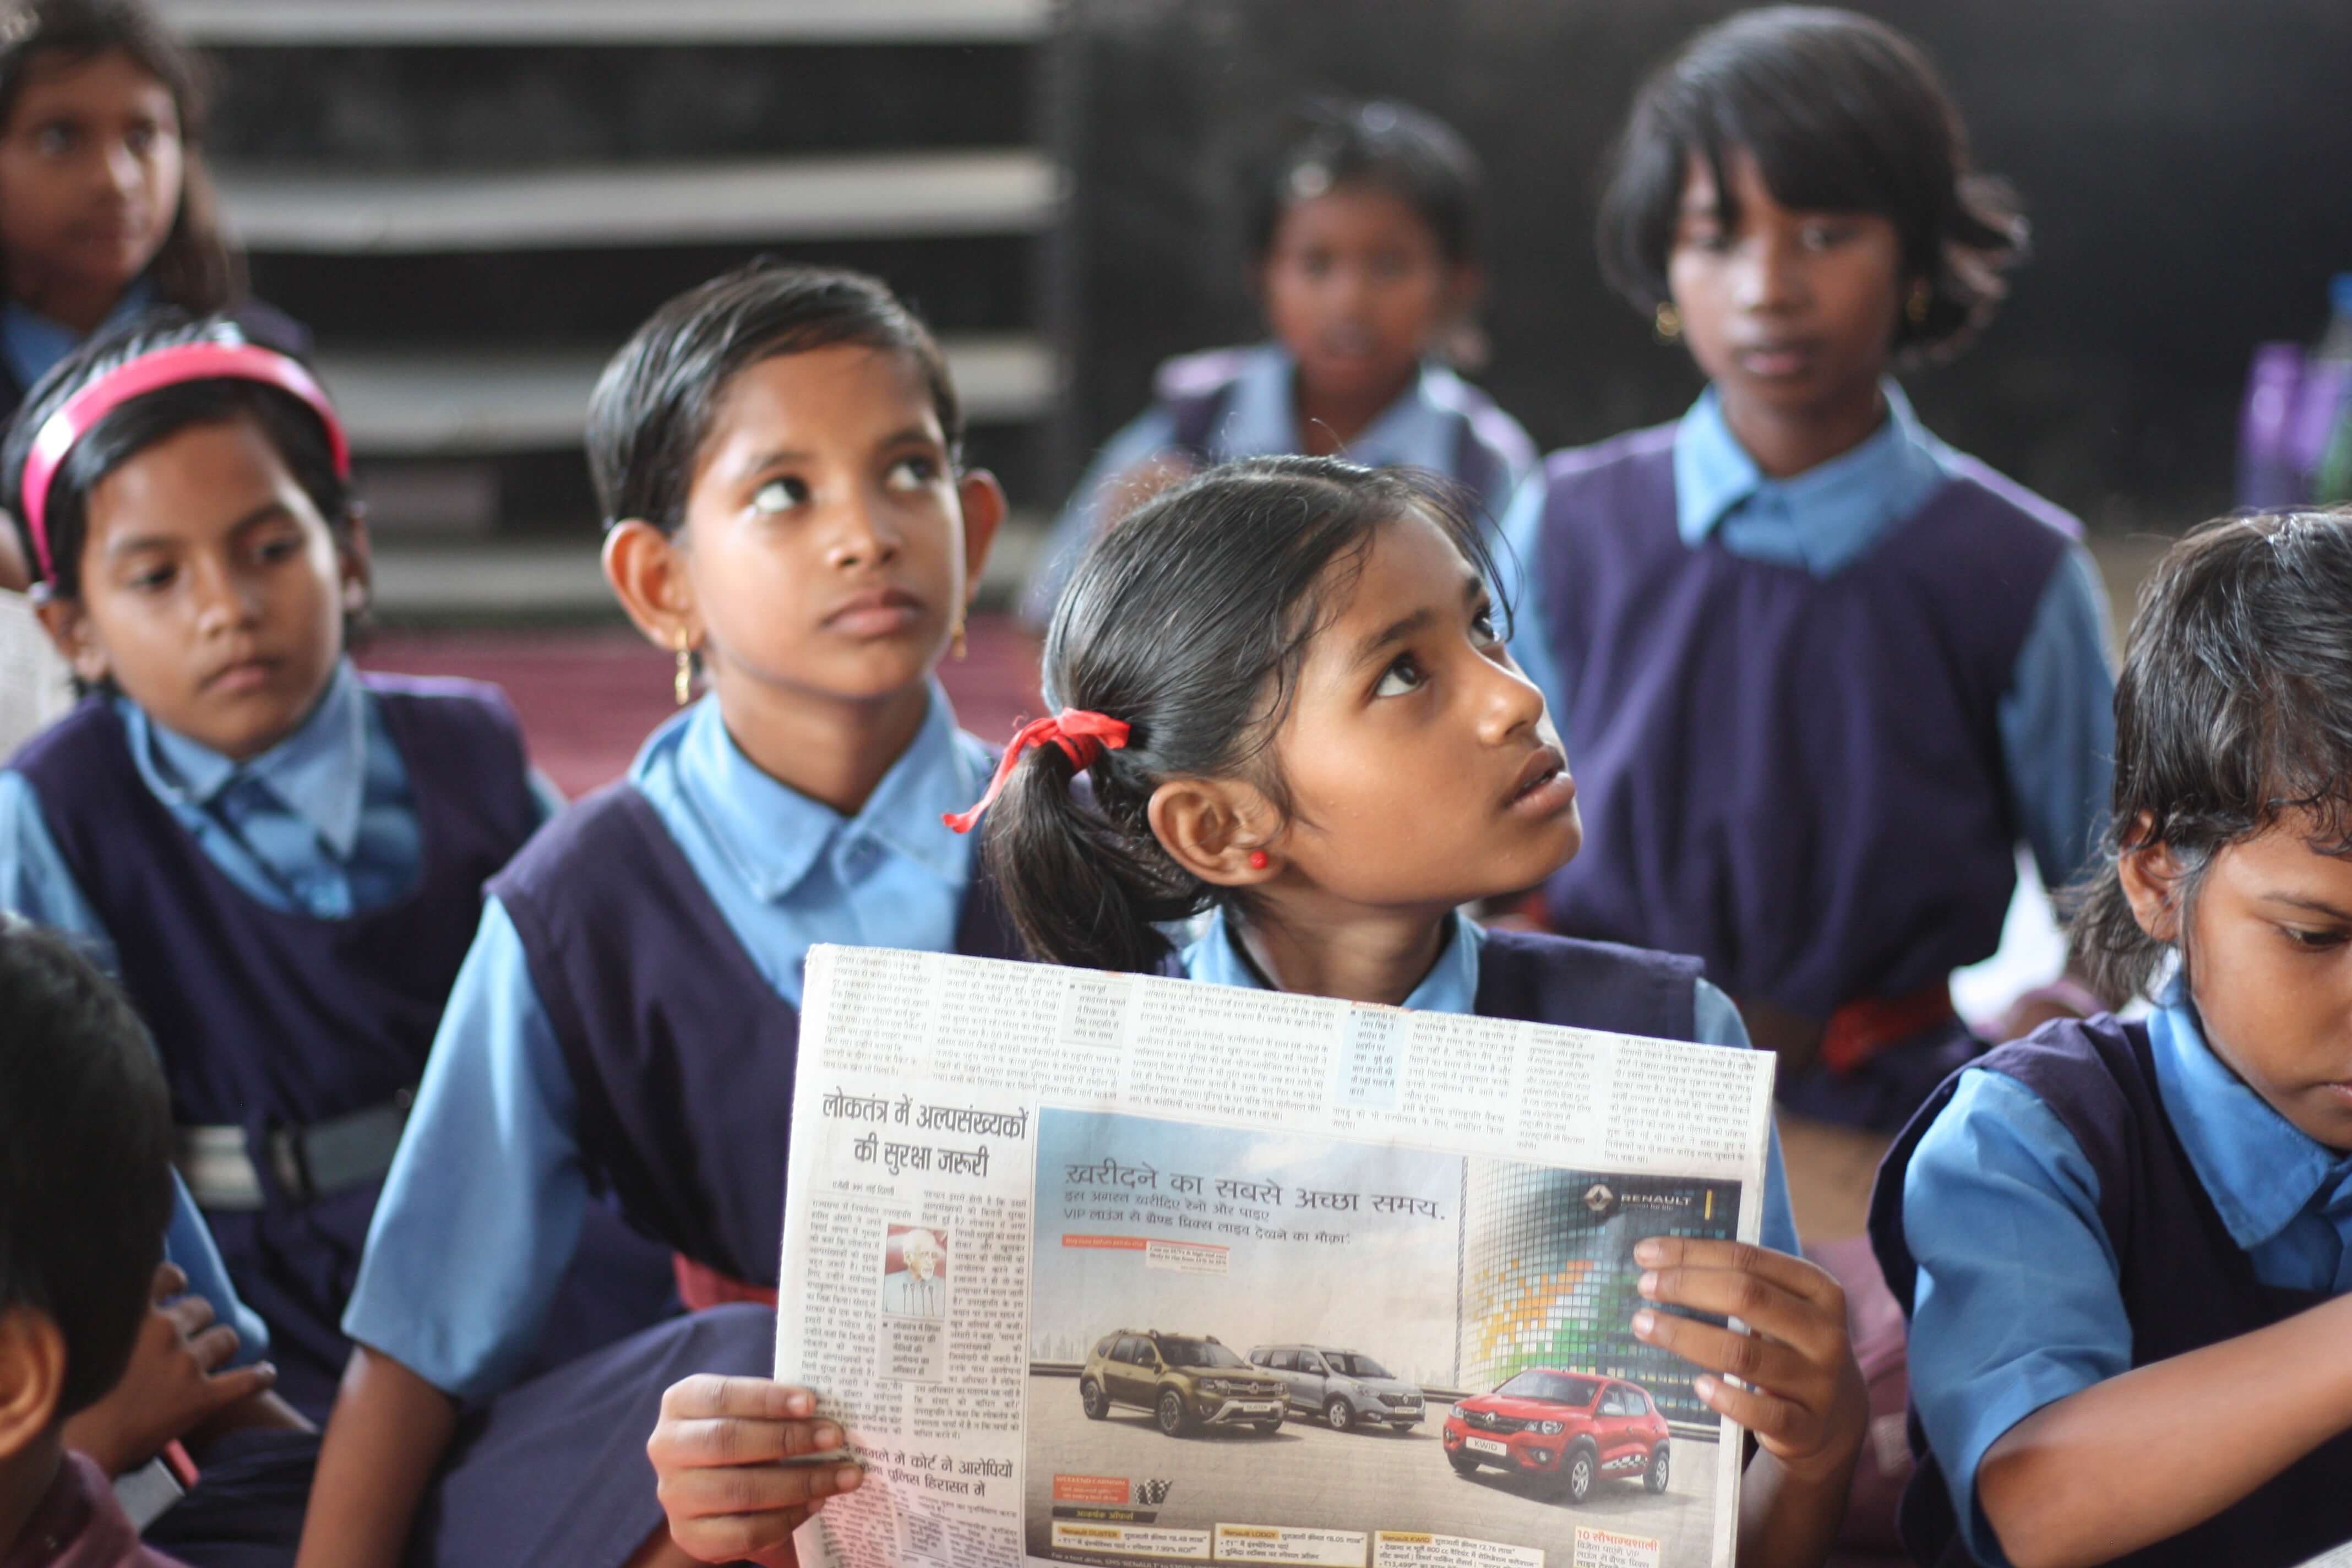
701, 345, 942, 456
1271, 181, 1441, 249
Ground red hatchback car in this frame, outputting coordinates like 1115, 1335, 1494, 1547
1442, 1370, 1670, 1504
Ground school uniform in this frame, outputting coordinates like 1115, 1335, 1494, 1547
1868, 988, 2352, 1568
340, 686, 1025, 1566
0, 286, 310, 425
1020, 343, 1537, 624
0, 663, 674, 1422
1499, 383, 2115, 1130
1182, 908, 1802, 1255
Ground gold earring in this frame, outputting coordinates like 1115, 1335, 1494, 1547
949, 617, 968, 661
1906, 280, 1932, 327
673, 633, 694, 707
1652, 301, 1682, 344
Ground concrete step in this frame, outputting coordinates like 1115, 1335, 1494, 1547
159, 0, 1050, 45
217, 150, 1058, 253
318, 335, 1056, 456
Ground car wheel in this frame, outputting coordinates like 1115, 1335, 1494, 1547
1447, 1449, 1481, 1477
1644, 1443, 1670, 1494
1156, 1389, 1193, 1436
1560, 1443, 1597, 1505
1079, 1379, 1107, 1421
1324, 1396, 1355, 1432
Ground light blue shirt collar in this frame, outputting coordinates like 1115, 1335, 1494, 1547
117, 658, 371, 858
1224, 345, 1463, 476
644, 679, 984, 906
1182, 905, 1487, 1014
2148, 978, 2352, 1250
1, 276, 157, 393
1672, 378, 1953, 576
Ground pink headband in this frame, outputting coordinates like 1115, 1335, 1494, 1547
20, 341, 351, 582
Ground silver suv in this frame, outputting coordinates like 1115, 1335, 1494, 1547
1246, 1343, 1425, 1432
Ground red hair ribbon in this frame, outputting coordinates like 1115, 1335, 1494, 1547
20, 340, 351, 582
943, 709, 1130, 834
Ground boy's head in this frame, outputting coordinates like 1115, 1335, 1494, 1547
2073, 509, 2352, 1146
0, 918, 172, 1467
1598, 5, 2023, 389
589, 260, 1000, 720
0, 0, 235, 319
1249, 98, 1484, 404
0, 312, 364, 761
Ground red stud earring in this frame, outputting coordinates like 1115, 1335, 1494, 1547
1248, 850, 1270, 869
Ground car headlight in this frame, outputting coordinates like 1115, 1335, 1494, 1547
1536, 1420, 1565, 1435
1201, 1380, 1228, 1395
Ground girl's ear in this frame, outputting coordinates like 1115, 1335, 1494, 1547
34, 593, 108, 687
337, 510, 373, 616
1148, 776, 1282, 889
600, 519, 699, 654
0, 1305, 67, 1464
2116, 814, 2185, 946
955, 469, 1006, 608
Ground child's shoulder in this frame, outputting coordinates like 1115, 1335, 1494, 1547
1476, 924, 1702, 1041
1418, 363, 1538, 473
1150, 344, 1275, 406
1923, 448, 2085, 547
1534, 420, 1681, 499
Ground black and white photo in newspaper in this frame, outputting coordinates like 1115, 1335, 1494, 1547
773, 945, 1775, 1568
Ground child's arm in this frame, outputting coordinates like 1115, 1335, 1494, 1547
1631, 1237, 1865, 1568
295, 1346, 459, 1568
1974, 1294, 2352, 1568
645, 1375, 865, 1566
62, 1262, 291, 1475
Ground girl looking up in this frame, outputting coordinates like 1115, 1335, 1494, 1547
1501, 6, 2115, 1131
1873, 510, 2352, 1568
1019, 97, 1533, 625
645, 458, 1868, 1568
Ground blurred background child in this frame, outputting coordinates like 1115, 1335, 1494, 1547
1018, 96, 1533, 625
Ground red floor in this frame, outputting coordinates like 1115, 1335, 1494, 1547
357, 615, 1045, 798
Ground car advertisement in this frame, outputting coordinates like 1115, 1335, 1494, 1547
1026, 1108, 1744, 1568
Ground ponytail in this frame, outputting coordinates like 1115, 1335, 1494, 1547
984, 744, 1201, 973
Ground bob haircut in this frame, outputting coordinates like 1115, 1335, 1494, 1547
1247, 96, 1484, 269
2071, 509, 2352, 1003
986, 455, 1501, 976
0, 0, 238, 316
0, 312, 354, 598
586, 259, 962, 536
1596, 5, 2024, 359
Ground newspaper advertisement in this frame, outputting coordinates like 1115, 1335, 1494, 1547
775, 945, 1777, 1568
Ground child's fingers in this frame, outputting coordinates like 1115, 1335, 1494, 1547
1633, 1237, 1845, 1313
1688, 1371, 1828, 1455
161, 1291, 219, 1340
150, 1262, 190, 1304
1630, 1309, 1824, 1401
658, 1459, 863, 1524
1635, 1264, 1846, 1366
651, 1413, 846, 1471
187, 1322, 243, 1374
197, 1360, 277, 1415
658, 1375, 818, 1425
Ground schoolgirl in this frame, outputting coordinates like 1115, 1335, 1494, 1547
1019, 96, 1534, 625
300, 262, 1021, 1568
1500, 6, 2115, 1129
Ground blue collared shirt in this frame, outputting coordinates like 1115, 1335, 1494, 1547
1, 277, 155, 395
1181, 907, 1801, 1256
1020, 343, 1536, 625
1901, 984, 2352, 1567
0, 661, 564, 965
344, 687, 993, 1401
1497, 382, 2115, 895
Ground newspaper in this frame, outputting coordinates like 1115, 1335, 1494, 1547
775, 945, 1778, 1568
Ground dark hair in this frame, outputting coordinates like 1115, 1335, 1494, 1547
987, 456, 1499, 974
2070, 509, 2352, 1004
1248, 97, 1483, 268
586, 259, 962, 535
1596, 5, 2024, 359
0, 311, 353, 597
0, 918, 173, 1417
0, 0, 238, 313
